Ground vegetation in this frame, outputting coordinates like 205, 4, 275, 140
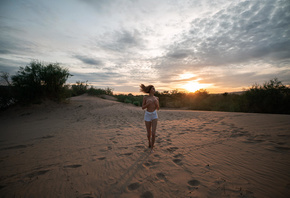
0, 61, 114, 109
116, 78, 290, 114
243, 78, 290, 114
87, 86, 113, 96
0, 72, 15, 109
8, 61, 72, 104
114, 94, 143, 106
0, 61, 72, 109
1, 61, 289, 114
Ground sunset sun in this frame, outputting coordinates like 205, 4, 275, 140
182, 81, 204, 93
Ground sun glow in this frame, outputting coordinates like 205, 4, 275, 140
182, 81, 204, 93
179, 73, 196, 79
177, 72, 212, 93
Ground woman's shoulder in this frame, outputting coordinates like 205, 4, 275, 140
143, 95, 149, 100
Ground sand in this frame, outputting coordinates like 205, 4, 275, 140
0, 94, 290, 198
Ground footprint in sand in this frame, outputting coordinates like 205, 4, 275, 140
3, 144, 33, 150
187, 179, 200, 190
140, 191, 154, 198
154, 154, 160, 158
63, 164, 82, 168
143, 160, 160, 169
188, 179, 200, 186
99, 146, 112, 152
79, 193, 94, 198
26, 170, 50, 179
118, 146, 128, 150
166, 147, 179, 153
274, 146, 290, 151
127, 182, 140, 191
174, 154, 183, 158
173, 158, 182, 165
41, 135, 54, 139
123, 152, 133, 156
156, 172, 166, 180
117, 152, 133, 157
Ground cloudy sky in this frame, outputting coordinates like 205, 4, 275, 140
1, 0, 289, 94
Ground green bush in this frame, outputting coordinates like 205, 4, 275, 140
0, 72, 15, 109
11, 61, 71, 104
243, 78, 290, 114
124, 98, 132, 103
0, 85, 16, 109
87, 86, 113, 96
115, 94, 143, 105
133, 101, 140, 106
71, 81, 88, 96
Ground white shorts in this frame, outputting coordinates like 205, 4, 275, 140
144, 110, 158, 122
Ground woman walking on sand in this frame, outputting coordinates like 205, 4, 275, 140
140, 84, 160, 153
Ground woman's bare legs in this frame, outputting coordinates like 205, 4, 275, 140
145, 121, 152, 148
151, 119, 158, 152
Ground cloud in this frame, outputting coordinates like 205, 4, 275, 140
1, 0, 289, 93
79, 0, 115, 13
96, 29, 145, 53
166, 49, 192, 59
0, 37, 39, 56
153, 0, 290, 87
73, 55, 103, 66
68, 70, 128, 87
163, 0, 290, 67
0, 57, 27, 75
0, 49, 11, 54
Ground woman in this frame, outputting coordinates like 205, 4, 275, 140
140, 84, 160, 153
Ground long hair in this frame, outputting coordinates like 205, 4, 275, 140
140, 84, 154, 93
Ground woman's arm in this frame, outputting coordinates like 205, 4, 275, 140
155, 97, 160, 110
142, 96, 150, 110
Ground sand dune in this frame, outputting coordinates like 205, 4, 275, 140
1, 94, 290, 198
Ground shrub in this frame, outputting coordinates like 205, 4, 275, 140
115, 94, 143, 105
124, 98, 132, 103
0, 85, 16, 110
0, 72, 15, 109
133, 101, 140, 106
243, 78, 290, 114
87, 86, 113, 96
11, 61, 71, 104
71, 81, 88, 96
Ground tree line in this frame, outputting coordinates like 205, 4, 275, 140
0, 61, 112, 109
1, 61, 289, 114
117, 79, 290, 114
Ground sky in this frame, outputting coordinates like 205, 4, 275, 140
0, 0, 290, 94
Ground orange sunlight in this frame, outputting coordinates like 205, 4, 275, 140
176, 72, 213, 93
182, 81, 204, 93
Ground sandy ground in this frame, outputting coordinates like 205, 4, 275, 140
0, 94, 290, 198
